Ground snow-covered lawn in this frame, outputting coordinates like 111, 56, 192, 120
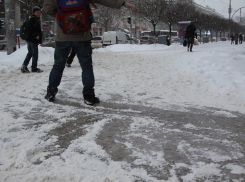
0, 41, 245, 181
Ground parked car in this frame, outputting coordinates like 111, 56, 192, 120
44, 37, 55, 42
171, 36, 179, 43
0, 35, 6, 50
91, 36, 103, 48
140, 36, 155, 44
42, 37, 55, 48
158, 35, 168, 45
212, 37, 217, 42
103, 31, 131, 46
128, 36, 139, 44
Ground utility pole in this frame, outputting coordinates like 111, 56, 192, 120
15, 2, 21, 30
240, 8, 242, 23
228, 0, 231, 20
130, 20, 132, 44
5, 0, 16, 55
127, 16, 132, 44
228, 0, 231, 40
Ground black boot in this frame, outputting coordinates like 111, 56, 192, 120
21, 65, 30, 73
32, 68, 43, 73
83, 94, 100, 105
45, 91, 56, 102
190, 44, 193, 52
66, 63, 71, 67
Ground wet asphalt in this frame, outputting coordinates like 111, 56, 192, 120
35, 95, 245, 181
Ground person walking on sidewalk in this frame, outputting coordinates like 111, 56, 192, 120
239, 34, 243, 44
21, 6, 43, 73
185, 22, 197, 52
230, 34, 234, 44
234, 33, 239, 45
43, 0, 137, 105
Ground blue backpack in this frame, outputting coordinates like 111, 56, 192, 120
56, 0, 94, 34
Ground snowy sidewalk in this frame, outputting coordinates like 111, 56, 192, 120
0, 42, 245, 181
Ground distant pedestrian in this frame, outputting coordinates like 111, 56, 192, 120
234, 33, 239, 45
230, 34, 234, 44
66, 47, 76, 67
185, 22, 197, 52
21, 6, 43, 73
239, 34, 243, 44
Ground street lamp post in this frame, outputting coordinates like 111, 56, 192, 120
231, 6, 245, 20
228, 0, 231, 20
228, 0, 231, 40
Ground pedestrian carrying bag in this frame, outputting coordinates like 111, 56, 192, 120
183, 39, 187, 47
56, 0, 94, 34
20, 18, 30, 40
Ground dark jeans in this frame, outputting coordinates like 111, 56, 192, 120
47, 40, 95, 95
187, 43, 193, 50
187, 38, 194, 50
67, 47, 76, 64
23, 42, 39, 69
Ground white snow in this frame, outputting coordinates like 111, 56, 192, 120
93, 42, 245, 113
0, 41, 245, 181
226, 164, 245, 174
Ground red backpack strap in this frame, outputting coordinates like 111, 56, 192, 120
91, 3, 97, 9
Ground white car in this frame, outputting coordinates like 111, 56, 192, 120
91, 36, 103, 49
102, 31, 131, 46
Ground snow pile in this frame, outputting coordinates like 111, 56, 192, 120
0, 45, 53, 74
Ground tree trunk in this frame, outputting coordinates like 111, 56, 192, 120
169, 22, 172, 45
5, 0, 16, 55
199, 29, 202, 44
105, 19, 110, 32
153, 23, 156, 43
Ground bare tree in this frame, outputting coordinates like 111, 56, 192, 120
137, 0, 166, 39
18, 0, 44, 18
18, 0, 44, 7
93, 4, 123, 32
162, 0, 183, 44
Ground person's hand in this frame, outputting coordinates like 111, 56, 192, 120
36, 35, 39, 39
124, 2, 138, 12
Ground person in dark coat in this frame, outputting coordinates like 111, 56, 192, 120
21, 6, 43, 73
230, 34, 234, 44
239, 34, 243, 44
185, 22, 197, 52
234, 33, 239, 45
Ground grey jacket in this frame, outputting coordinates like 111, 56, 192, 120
43, 0, 124, 41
